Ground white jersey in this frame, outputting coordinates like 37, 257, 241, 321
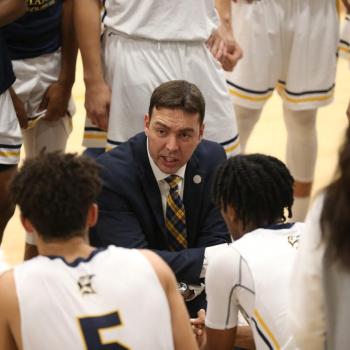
103, 0, 218, 41
14, 246, 174, 350
205, 223, 304, 350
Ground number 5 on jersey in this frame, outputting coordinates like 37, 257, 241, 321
78, 311, 130, 349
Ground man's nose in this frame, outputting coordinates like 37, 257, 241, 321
166, 134, 179, 152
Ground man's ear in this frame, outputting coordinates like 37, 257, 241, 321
87, 203, 98, 228
144, 114, 150, 136
20, 215, 35, 233
199, 123, 205, 140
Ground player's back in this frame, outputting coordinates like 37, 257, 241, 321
14, 246, 174, 350
233, 223, 303, 350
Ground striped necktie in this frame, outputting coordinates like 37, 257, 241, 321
164, 175, 187, 250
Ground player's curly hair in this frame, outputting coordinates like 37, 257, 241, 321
212, 154, 294, 230
321, 126, 350, 270
10, 152, 102, 241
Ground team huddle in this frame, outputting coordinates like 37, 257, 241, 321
0, 0, 349, 349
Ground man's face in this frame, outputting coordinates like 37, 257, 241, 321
144, 107, 204, 174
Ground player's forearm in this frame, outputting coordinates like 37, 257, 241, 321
215, 0, 232, 31
235, 326, 255, 349
73, 0, 104, 85
59, 0, 78, 88
0, 0, 26, 27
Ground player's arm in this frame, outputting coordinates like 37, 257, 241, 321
201, 247, 242, 350
0, 0, 26, 27
208, 0, 242, 71
0, 271, 21, 350
140, 250, 199, 350
42, 0, 78, 122
73, 0, 110, 130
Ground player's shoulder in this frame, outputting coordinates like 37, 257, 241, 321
0, 269, 17, 310
138, 249, 176, 291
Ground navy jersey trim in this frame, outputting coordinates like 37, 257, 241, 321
46, 247, 107, 267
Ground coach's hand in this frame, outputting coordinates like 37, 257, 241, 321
40, 81, 72, 122
85, 79, 111, 131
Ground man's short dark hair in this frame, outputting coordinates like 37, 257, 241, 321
148, 80, 205, 124
10, 153, 102, 241
212, 154, 294, 229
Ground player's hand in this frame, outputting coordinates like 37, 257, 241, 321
190, 309, 207, 348
342, 0, 350, 14
40, 81, 72, 122
206, 26, 243, 72
9, 87, 28, 129
85, 80, 111, 131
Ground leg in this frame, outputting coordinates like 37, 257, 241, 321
283, 106, 317, 221
0, 165, 17, 244
234, 105, 262, 153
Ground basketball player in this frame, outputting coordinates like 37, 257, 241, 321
74, 0, 242, 157
0, 153, 198, 350
4, 0, 77, 159
0, 0, 26, 243
226, 0, 339, 221
192, 154, 304, 349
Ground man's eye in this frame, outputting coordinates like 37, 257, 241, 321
156, 129, 166, 135
180, 133, 192, 140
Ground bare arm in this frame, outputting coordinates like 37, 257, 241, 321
41, 0, 78, 121
208, 0, 242, 71
0, 271, 21, 350
0, 0, 26, 27
73, 0, 110, 130
141, 250, 199, 350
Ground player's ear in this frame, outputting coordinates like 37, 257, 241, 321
87, 203, 98, 227
20, 214, 35, 233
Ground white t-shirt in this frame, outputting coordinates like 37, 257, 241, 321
206, 223, 303, 350
103, 0, 218, 41
14, 246, 174, 350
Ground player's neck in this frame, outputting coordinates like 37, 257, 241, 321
37, 236, 95, 263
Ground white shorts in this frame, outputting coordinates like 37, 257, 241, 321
0, 90, 22, 165
339, 15, 350, 63
12, 50, 74, 158
226, 0, 339, 111
83, 30, 239, 156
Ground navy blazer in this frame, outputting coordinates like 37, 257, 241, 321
90, 132, 229, 285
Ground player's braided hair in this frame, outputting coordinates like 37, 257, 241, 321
321, 126, 350, 270
212, 154, 294, 230
10, 152, 102, 241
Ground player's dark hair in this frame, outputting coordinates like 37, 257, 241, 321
148, 80, 205, 124
10, 152, 102, 241
212, 154, 294, 230
321, 126, 350, 270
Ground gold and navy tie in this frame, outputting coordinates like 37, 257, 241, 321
164, 175, 187, 251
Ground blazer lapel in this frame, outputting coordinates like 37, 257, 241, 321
133, 134, 167, 239
183, 152, 205, 246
